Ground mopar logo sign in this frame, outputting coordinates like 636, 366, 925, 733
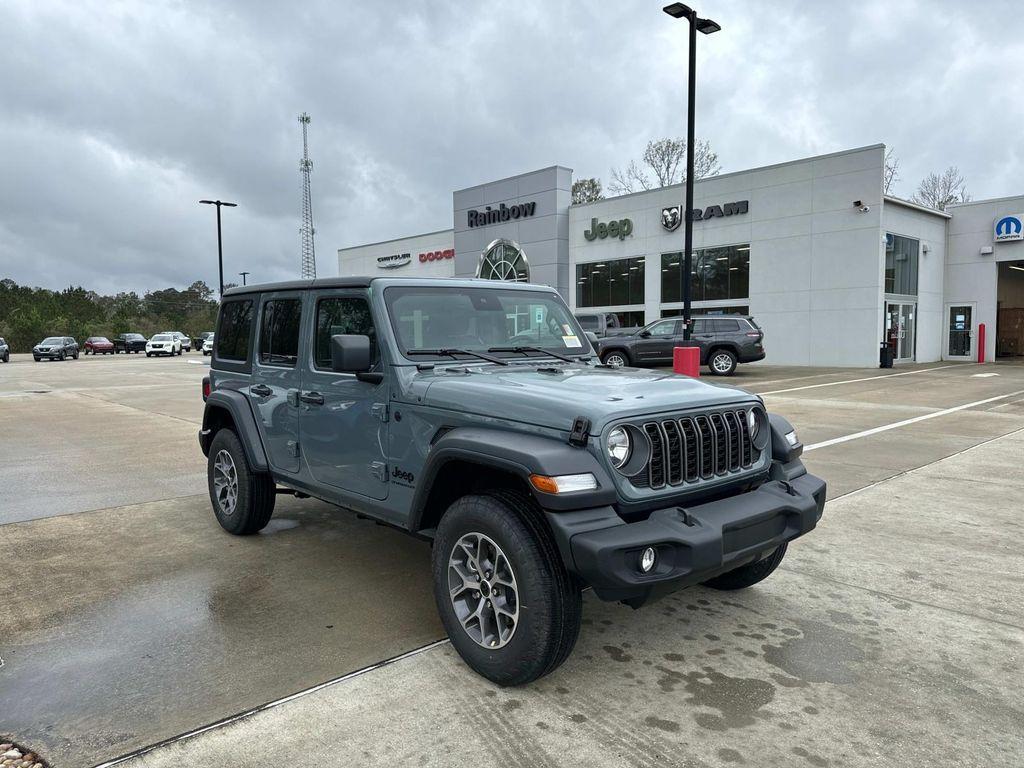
994, 214, 1023, 242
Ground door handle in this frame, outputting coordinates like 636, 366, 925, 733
299, 391, 324, 405
250, 384, 272, 397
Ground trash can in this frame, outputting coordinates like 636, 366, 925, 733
879, 342, 894, 369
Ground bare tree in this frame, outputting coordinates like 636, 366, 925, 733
883, 147, 899, 195
571, 177, 604, 204
912, 166, 971, 211
608, 138, 721, 195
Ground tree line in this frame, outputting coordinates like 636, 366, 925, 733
0, 278, 224, 353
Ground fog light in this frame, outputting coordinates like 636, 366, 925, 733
639, 547, 657, 574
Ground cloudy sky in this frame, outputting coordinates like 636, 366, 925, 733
2, 0, 1022, 295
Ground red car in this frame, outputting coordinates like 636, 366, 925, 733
84, 336, 115, 355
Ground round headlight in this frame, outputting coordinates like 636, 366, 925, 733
746, 408, 759, 440
606, 426, 631, 469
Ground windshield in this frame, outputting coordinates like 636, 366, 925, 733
92, 337, 110, 343
385, 286, 590, 360
41, 337, 62, 345
152, 335, 171, 341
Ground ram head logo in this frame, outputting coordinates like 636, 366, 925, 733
661, 205, 682, 232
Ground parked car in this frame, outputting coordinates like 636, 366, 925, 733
113, 333, 147, 354
199, 277, 823, 685
595, 315, 765, 375
162, 331, 191, 352
193, 331, 214, 351
83, 336, 115, 355
202, 334, 215, 356
574, 312, 638, 338
33, 336, 79, 361
146, 333, 182, 356
0, 336, 9, 363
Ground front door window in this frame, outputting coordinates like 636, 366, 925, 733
948, 305, 973, 358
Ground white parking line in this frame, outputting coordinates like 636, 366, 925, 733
759, 364, 960, 395
804, 389, 1024, 451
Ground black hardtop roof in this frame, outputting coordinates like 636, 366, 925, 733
221, 276, 560, 298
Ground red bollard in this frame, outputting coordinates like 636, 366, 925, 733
673, 346, 700, 377
978, 323, 986, 364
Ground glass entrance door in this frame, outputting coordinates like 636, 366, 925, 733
946, 304, 974, 359
885, 301, 917, 362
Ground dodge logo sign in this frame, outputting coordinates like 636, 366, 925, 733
661, 206, 682, 232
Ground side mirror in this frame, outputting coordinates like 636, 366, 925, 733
330, 334, 372, 373
584, 331, 599, 344
639, 330, 651, 338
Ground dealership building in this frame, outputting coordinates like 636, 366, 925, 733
338, 144, 1024, 367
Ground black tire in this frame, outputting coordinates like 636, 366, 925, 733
207, 428, 276, 535
58, 351, 65, 361
708, 348, 737, 376
146, 352, 152, 357
600, 349, 630, 368
432, 490, 582, 686
73, 351, 79, 359
33, 356, 40, 362
702, 543, 788, 590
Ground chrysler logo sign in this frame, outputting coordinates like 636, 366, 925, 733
662, 200, 749, 230
467, 201, 537, 227
377, 253, 411, 269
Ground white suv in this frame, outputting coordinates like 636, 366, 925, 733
146, 333, 182, 357
162, 331, 191, 352
202, 335, 215, 356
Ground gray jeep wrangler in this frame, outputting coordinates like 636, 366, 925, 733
200, 277, 825, 685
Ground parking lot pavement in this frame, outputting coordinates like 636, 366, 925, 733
2, 356, 1023, 767
123, 428, 1024, 768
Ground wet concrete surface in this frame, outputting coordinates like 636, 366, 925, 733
126, 429, 1024, 768
2, 355, 1023, 767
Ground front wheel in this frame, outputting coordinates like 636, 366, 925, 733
702, 543, 787, 590
432, 491, 582, 686
601, 350, 629, 368
146, 352, 152, 357
207, 429, 276, 535
708, 349, 737, 376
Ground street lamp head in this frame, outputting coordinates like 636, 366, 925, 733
199, 199, 215, 205
696, 17, 721, 34
663, 3, 693, 18
222, 202, 238, 207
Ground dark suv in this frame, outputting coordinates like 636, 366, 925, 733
595, 315, 764, 375
33, 336, 79, 361
0, 336, 8, 363
199, 278, 823, 685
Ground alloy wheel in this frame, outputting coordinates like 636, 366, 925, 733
712, 352, 734, 373
604, 353, 627, 368
448, 532, 520, 649
213, 449, 239, 516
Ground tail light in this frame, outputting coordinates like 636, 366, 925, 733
202, 376, 211, 401
745, 331, 762, 338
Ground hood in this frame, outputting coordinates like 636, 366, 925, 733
406, 362, 757, 431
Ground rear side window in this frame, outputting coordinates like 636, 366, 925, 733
216, 300, 254, 361
713, 319, 741, 332
314, 297, 377, 369
577, 315, 598, 330
259, 299, 302, 366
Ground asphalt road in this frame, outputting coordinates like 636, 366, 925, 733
1, 353, 1022, 767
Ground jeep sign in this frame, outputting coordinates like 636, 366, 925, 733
584, 217, 633, 241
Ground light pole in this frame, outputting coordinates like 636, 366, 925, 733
199, 199, 238, 297
239, 271, 250, 286
663, 3, 719, 340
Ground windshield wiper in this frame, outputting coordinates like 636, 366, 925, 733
487, 345, 584, 363
406, 348, 508, 366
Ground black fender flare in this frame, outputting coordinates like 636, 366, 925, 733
410, 427, 618, 530
200, 389, 269, 472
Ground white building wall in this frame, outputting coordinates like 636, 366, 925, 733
880, 199, 950, 363
569, 145, 887, 367
338, 229, 455, 278
946, 195, 1024, 362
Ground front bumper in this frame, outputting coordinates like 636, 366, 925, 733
545, 472, 826, 605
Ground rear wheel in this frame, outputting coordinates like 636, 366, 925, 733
432, 491, 582, 686
708, 348, 737, 376
207, 428, 275, 535
601, 350, 629, 368
702, 544, 788, 590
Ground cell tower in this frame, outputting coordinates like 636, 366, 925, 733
298, 112, 316, 279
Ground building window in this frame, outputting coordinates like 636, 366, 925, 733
885, 234, 919, 295
576, 257, 645, 307
661, 245, 750, 303
478, 239, 529, 282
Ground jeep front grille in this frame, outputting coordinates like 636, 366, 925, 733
630, 408, 759, 490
